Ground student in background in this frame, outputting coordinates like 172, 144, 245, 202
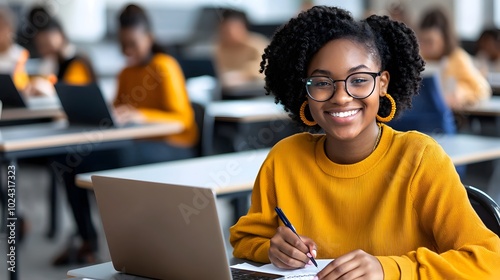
114, 4, 197, 162
28, 7, 95, 96
52, 4, 198, 266
0, 6, 29, 91
476, 28, 500, 73
214, 8, 269, 89
418, 7, 491, 110
230, 6, 500, 279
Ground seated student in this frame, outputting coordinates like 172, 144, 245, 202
27, 7, 95, 96
114, 4, 198, 162
476, 28, 500, 73
214, 8, 269, 89
52, 4, 198, 266
0, 6, 29, 91
230, 6, 500, 279
418, 7, 491, 110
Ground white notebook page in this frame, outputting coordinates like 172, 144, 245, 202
231, 259, 334, 279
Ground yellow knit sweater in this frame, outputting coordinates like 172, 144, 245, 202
230, 125, 500, 279
114, 53, 197, 147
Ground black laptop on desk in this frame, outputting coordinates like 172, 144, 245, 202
55, 83, 124, 128
0, 74, 27, 108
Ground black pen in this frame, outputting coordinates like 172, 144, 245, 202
275, 207, 318, 267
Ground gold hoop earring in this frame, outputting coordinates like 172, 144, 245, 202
299, 100, 317, 126
376, 93, 396, 123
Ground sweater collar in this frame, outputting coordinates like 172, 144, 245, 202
315, 124, 393, 178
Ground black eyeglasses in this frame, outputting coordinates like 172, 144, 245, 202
303, 72, 381, 102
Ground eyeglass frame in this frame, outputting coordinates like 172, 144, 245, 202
302, 71, 382, 102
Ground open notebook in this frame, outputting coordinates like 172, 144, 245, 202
231, 259, 334, 279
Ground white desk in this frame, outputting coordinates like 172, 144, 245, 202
67, 262, 149, 280
434, 133, 500, 165
456, 96, 500, 117
207, 98, 288, 123
76, 133, 500, 191
1, 96, 64, 123
0, 120, 182, 153
77, 149, 269, 194
1, 108, 64, 122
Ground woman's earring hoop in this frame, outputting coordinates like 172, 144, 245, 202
299, 100, 317, 126
376, 93, 396, 123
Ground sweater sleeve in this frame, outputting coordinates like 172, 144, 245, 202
377, 141, 500, 279
138, 56, 194, 127
230, 152, 279, 263
12, 49, 30, 90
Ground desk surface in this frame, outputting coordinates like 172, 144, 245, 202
1, 96, 64, 122
207, 98, 288, 122
434, 133, 500, 165
76, 149, 269, 194
0, 120, 183, 153
67, 262, 145, 280
456, 96, 500, 117
1, 107, 64, 122
76, 133, 500, 192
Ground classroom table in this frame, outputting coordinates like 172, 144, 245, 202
0, 120, 183, 280
0, 96, 64, 126
66, 262, 148, 279
206, 98, 288, 123
77, 149, 268, 222
76, 133, 500, 219
455, 96, 500, 117
204, 98, 295, 154
453, 96, 500, 200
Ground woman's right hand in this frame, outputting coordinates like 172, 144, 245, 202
269, 226, 317, 269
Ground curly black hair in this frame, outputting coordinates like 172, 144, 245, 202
260, 6, 425, 131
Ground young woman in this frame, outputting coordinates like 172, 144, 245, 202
26, 7, 95, 97
418, 8, 491, 110
52, 4, 198, 266
31, 7, 95, 85
114, 4, 197, 161
230, 6, 500, 279
0, 6, 29, 91
476, 28, 500, 73
214, 8, 269, 90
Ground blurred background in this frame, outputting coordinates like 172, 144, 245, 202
0, 0, 499, 279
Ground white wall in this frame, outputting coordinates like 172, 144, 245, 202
369, 0, 494, 40
104, 0, 301, 23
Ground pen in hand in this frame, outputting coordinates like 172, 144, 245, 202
275, 207, 318, 268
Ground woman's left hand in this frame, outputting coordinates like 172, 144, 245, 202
315, 249, 383, 280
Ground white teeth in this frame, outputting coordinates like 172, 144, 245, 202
330, 109, 359, 118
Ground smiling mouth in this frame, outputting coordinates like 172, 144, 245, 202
328, 109, 360, 118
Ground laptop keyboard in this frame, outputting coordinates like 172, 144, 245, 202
231, 268, 282, 280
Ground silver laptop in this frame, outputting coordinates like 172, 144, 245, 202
91, 175, 282, 280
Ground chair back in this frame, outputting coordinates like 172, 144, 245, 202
389, 74, 456, 134
465, 185, 500, 236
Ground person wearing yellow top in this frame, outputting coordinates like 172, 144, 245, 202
51, 4, 198, 266
230, 6, 500, 280
0, 6, 29, 90
28, 7, 95, 96
113, 4, 197, 161
418, 8, 491, 110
